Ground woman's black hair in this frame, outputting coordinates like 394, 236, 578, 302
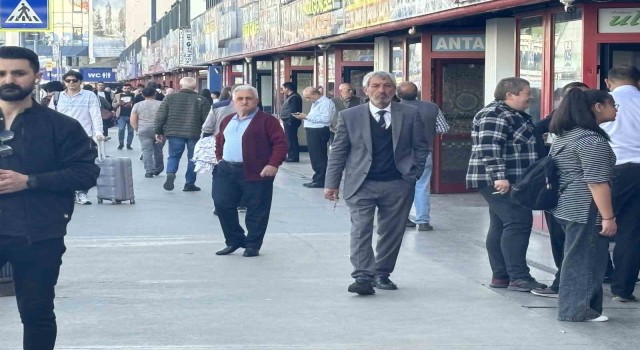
549, 88, 612, 140
43, 81, 64, 93
200, 88, 213, 104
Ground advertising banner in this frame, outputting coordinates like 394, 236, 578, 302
344, 0, 391, 31
92, 0, 126, 57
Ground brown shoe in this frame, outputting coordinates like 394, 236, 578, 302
489, 277, 509, 288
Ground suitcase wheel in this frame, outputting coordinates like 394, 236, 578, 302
130, 199, 135, 204
98, 199, 103, 204
115, 200, 122, 204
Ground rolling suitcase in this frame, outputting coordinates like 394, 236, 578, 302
96, 140, 135, 205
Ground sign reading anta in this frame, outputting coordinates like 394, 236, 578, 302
599, 8, 640, 34
432, 34, 485, 52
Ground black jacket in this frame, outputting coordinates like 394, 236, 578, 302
0, 101, 100, 241
279, 92, 302, 120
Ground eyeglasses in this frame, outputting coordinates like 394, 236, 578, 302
0, 130, 14, 158
614, 103, 620, 109
64, 79, 79, 83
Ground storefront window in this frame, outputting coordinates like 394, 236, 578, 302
392, 41, 404, 85
408, 38, 422, 94
317, 54, 325, 93
519, 16, 544, 121
327, 51, 336, 97
553, 10, 583, 109
232, 64, 243, 72
256, 61, 272, 70
342, 49, 374, 62
291, 56, 314, 66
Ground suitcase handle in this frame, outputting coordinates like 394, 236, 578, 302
97, 139, 107, 161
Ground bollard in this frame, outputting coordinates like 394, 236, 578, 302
0, 262, 16, 297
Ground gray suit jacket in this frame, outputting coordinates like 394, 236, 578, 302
325, 102, 429, 200
400, 99, 439, 152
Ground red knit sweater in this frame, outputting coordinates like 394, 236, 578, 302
215, 110, 288, 181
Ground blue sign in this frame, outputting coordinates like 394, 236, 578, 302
0, 0, 49, 31
81, 68, 117, 83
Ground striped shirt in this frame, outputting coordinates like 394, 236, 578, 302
466, 100, 538, 188
436, 110, 450, 134
49, 89, 103, 137
550, 128, 616, 224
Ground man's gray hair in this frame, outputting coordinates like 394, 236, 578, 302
232, 84, 259, 99
179, 77, 197, 90
363, 71, 396, 89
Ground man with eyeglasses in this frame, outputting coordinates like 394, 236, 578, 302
0, 46, 100, 350
50, 70, 104, 204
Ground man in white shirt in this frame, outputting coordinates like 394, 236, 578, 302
602, 65, 640, 303
50, 70, 103, 204
293, 86, 335, 188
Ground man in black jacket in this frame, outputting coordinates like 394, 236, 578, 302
279, 82, 303, 162
0, 46, 100, 350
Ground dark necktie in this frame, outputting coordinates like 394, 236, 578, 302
377, 110, 386, 129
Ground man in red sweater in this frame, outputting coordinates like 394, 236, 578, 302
213, 85, 288, 257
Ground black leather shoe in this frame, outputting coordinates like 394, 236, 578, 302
243, 248, 260, 257
285, 158, 299, 163
348, 280, 375, 295
215, 245, 241, 255
303, 182, 324, 188
145, 172, 154, 178
183, 184, 201, 192
373, 276, 398, 290
406, 219, 416, 228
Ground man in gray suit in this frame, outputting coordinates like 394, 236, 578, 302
325, 71, 429, 295
397, 82, 449, 231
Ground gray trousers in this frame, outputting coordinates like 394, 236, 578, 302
138, 126, 165, 173
345, 178, 415, 281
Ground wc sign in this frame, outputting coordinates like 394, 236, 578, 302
81, 68, 116, 82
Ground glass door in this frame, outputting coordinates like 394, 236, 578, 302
599, 43, 640, 90
433, 60, 485, 194
343, 67, 372, 99
291, 70, 313, 149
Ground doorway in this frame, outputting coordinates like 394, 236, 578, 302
599, 43, 640, 89
291, 70, 313, 149
343, 66, 372, 99
432, 59, 485, 193
256, 72, 273, 113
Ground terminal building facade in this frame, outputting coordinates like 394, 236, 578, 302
119, 0, 640, 229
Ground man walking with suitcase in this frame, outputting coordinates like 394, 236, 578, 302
50, 70, 104, 205
0, 46, 100, 350
155, 77, 210, 192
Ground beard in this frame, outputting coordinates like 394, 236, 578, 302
0, 83, 34, 102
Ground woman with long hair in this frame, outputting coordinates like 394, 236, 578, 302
549, 89, 618, 322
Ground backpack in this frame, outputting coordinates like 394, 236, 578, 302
510, 135, 589, 210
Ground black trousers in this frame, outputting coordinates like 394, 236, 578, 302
610, 164, 640, 298
283, 118, 301, 161
305, 127, 330, 185
479, 186, 534, 281
545, 212, 565, 291
0, 237, 66, 350
212, 161, 274, 250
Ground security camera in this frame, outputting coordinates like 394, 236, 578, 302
559, 0, 576, 12
408, 26, 416, 35
318, 44, 330, 50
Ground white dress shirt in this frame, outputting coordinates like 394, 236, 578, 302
50, 89, 103, 137
304, 95, 335, 128
368, 103, 392, 129
601, 85, 640, 164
